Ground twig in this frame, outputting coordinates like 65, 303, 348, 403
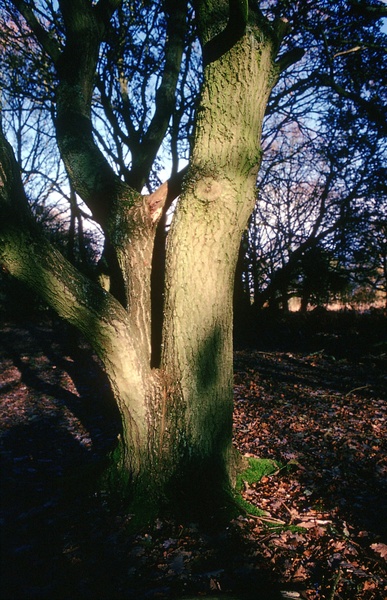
333, 46, 363, 58
328, 567, 342, 600
231, 496, 285, 525
281, 501, 294, 523
246, 512, 286, 525
346, 384, 370, 396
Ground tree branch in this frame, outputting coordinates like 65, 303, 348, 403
10, 0, 61, 63
128, 0, 188, 190
273, 17, 291, 43
333, 45, 363, 58
94, 0, 122, 31
202, 0, 248, 66
52, 1, 129, 229
318, 73, 387, 136
147, 165, 188, 224
0, 121, 149, 395
275, 47, 305, 74
0, 124, 30, 220
349, 1, 387, 20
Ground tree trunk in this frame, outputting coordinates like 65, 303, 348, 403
157, 32, 276, 506
114, 31, 277, 514
0, 10, 279, 520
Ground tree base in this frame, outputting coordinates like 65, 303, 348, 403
99, 445, 278, 529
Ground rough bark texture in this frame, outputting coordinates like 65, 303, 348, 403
1, 1, 281, 517
159, 31, 277, 501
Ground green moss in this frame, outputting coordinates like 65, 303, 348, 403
101, 450, 283, 529
99, 439, 131, 503
234, 495, 267, 517
232, 456, 280, 518
235, 456, 279, 492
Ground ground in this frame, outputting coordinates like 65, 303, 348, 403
0, 311, 386, 600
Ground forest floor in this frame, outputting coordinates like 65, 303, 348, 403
0, 311, 386, 600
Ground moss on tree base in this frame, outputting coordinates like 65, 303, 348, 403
100, 449, 281, 529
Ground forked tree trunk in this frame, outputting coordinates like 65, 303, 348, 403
121, 33, 277, 510
0, 15, 280, 518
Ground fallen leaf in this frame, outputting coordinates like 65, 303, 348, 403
370, 542, 387, 560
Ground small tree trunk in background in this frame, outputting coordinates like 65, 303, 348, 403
234, 233, 252, 340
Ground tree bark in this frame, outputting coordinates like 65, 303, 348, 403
159, 29, 277, 501
1, 3, 280, 518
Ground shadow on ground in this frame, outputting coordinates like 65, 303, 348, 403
1, 312, 386, 599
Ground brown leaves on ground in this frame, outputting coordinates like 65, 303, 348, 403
370, 544, 387, 560
0, 316, 386, 599
233, 346, 387, 599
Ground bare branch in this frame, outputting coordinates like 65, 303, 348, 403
10, 0, 61, 63
276, 47, 305, 74
128, 0, 189, 189
333, 45, 363, 58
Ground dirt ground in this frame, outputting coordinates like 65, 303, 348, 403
0, 313, 386, 599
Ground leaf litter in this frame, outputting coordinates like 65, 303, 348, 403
0, 316, 386, 599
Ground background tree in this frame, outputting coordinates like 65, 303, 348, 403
0, 0, 386, 519
342, 202, 387, 309
0, 8, 102, 275
238, 0, 387, 314
243, 114, 386, 312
